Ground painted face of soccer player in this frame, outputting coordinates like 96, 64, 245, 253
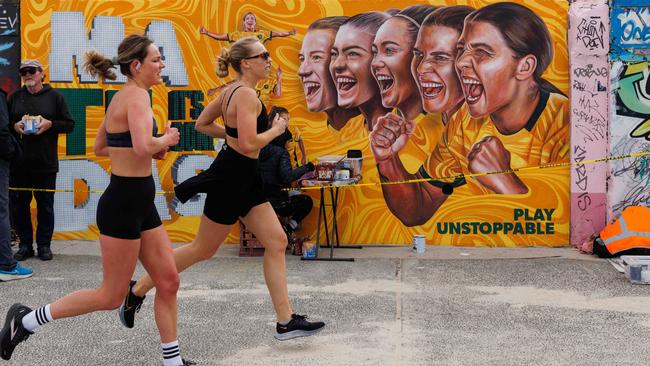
329, 24, 380, 109
242, 13, 257, 32
298, 29, 338, 112
456, 21, 523, 118
371, 17, 419, 110
412, 24, 464, 114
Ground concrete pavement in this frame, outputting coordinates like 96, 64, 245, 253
1, 241, 648, 365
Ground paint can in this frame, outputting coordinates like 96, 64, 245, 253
413, 235, 426, 254
302, 240, 318, 259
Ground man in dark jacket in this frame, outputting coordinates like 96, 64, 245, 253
258, 131, 314, 231
0, 87, 33, 280
8, 60, 75, 261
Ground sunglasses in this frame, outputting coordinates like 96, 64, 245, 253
19, 68, 39, 76
245, 51, 270, 61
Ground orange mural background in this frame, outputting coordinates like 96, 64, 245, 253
20, 0, 569, 246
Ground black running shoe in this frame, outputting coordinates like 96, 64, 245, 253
0, 303, 33, 360
274, 314, 325, 340
119, 280, 145, 328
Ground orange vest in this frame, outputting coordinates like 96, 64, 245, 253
595, 206, 650, 257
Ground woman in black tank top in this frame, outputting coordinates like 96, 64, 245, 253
121, 37, 325, 342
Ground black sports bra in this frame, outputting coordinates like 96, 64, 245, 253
223, 85, 268, 138
106, 118, 159, 148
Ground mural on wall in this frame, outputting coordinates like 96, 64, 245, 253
0, 3, 19, 94
610, 0, 650, 61
568, 0, 609, 246
609, 0, 650, 224
19, 0, 569, 245
610, 61, 650, 219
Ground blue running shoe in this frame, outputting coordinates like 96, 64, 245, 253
0, 265, 33, 282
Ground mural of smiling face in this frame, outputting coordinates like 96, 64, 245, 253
298, 29, 338, 112
371, 17, 419, 110
242, 12, 257, 32
329, 23, 379, 109
455, 21, 522, 118
412, 24, 464, 114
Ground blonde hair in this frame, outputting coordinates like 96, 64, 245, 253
216, 36, 261, 77
83, 34, 153, 80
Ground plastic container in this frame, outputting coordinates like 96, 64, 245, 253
302, 240, 318, 259
342, 157, 363, 177
23, 116, 39, 134
621, 255, 650, 284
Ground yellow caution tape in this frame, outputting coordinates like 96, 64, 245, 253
8, 150, 650, 194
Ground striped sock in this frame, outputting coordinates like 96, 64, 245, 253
22, 304, 53, 332
162, 340, 183, 366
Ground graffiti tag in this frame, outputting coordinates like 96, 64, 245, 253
616, 7, 650, 45
577, 18, 605, 50
573, 64, 608, 78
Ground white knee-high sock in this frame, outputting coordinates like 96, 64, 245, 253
21, 304, 53, 332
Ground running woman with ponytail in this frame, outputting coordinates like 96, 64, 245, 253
0, 34, 193, 366
118, 36, 325, 341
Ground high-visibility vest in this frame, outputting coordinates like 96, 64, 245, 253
594, 206, 650, 258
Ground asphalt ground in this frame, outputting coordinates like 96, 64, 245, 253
1, 242, 648, 365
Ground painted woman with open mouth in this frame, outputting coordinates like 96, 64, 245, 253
329, 12, 391, 132
298, 16, 360, 131
369, 5, 445, 179
371, 5, 475, 225
370, 2, 569, 226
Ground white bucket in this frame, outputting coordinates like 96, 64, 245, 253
413, 235, 426, 253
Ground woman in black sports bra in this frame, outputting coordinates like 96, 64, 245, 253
120, 37, 325, 341
0, 35, 194, 366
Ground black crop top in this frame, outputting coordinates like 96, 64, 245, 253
106, 118, 159, 148
224, 85, 269, 138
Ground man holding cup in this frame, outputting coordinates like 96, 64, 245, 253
7, 60, 75, 261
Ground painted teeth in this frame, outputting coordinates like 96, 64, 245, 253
337, 77, 356, 83
467, 95, 479, 102
376, 75, 392, 81
421, 82, 442, 88
303, 82, 319, 88
462, 78, 481, 85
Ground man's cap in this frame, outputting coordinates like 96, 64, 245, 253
19, 60, 42, 70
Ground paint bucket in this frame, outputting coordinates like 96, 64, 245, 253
302, 240, 318, 259
413, 235, 426, 254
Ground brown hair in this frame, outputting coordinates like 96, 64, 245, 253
307, 16, 349, 32
465, 2, 562, 95
422, 5, 475, 34
343, 11, 391, 36
83, 34, 153, 80
216, 36, 261, 77
394, 5, 438, 42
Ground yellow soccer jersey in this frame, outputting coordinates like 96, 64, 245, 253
397, 111, 445, 173
227, 30, 272, 43
256, 74, 277, 106
421, 90, 569, 194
